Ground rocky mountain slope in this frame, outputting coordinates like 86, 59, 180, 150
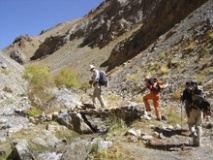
0, 51, 27, 94
0, 0, 213, 159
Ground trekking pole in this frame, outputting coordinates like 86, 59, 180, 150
180, 101, 185, 150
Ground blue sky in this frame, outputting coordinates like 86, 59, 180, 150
0, 0, 103, 49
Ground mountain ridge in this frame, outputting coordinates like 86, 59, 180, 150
1, 0, 212, 92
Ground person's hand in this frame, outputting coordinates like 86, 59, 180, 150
89, 80, 93, 85
180, 95, 183, 102
153, 82, 157, 87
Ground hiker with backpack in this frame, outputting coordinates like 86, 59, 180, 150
180, 80, 211, 146
89, 64, 106, 109
143, 77, 165, 121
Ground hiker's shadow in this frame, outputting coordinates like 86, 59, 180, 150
153, 127, 189, 137
147, 127, 195, 151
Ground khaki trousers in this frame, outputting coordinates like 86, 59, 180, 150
187, 108, 202, 133
92, 84, 105, 108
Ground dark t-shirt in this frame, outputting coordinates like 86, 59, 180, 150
181, 88, 192, 102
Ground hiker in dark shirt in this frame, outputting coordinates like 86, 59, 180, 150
181, 81, 193, 117
181, 80, 202, 146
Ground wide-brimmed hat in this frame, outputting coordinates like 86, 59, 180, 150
89, 64, 95, 71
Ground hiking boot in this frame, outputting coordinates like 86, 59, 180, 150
161, 115, 167, 121
142, 114, 151, 120
156, 118, 161, 121
189, 131, 198, 137
193, 136, 201, 147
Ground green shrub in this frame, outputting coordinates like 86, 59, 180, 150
23, 63, 54, 101
28, 107, 42, 117
23, 63, 53, 89
54, 67, 79, 89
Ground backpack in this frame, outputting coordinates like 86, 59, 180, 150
191, 89, 211, 115
153, 83, 161, 92
151, 78, 167, 92
99, 70, 108, 87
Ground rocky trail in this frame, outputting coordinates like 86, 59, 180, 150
0, 87, 212, 160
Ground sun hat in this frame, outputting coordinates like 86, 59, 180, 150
89, 64, 95, 71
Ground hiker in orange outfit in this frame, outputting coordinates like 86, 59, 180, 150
143, 77, 163, 121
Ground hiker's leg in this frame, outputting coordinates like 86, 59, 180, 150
92, 85, 99, 107
187, 109, 196, 133
153, 94, 161, 119
92, 96, 96, 107
184, 101, 191, 117
194, 110, 202, 147
96, 85, 105, 108
194, 125, 202, 146
97, 95, 105, 108
195, 110, 202, 136
143, 93, 152, 111
195, 109, 202, 126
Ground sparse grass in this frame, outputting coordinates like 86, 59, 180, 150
192, 73, 206, 84
171, 87, 183, 100
28, 107, 42, 117
184, 42, 196, 51
126, 72, 140, 80
126, 67, 140, 80
164, 105, 182, 125
54, 124, 79, 139
106, 99, 128, 109
159, 65, 169, 75
0, 69, 10, 75
54, 67, 79, 89
0, 98, 15, 107
204, 80, 213, 90
88, 142, 134, 160
108, 117, 127, 134
178, 60, 186, 69
208, 31, 213, 38
208, 67, 213, 74
149, 62, 158, 72
79, 81, 91, 93
105, 93, 121, 101
28, 141, 49, 155
133, 95, 142, 103
0, 123, 49, 159
159, 51, 167, 59
0, 142, 12, 159
88, 141, 100, 158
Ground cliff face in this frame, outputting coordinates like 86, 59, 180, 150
102, 0, 208, 70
